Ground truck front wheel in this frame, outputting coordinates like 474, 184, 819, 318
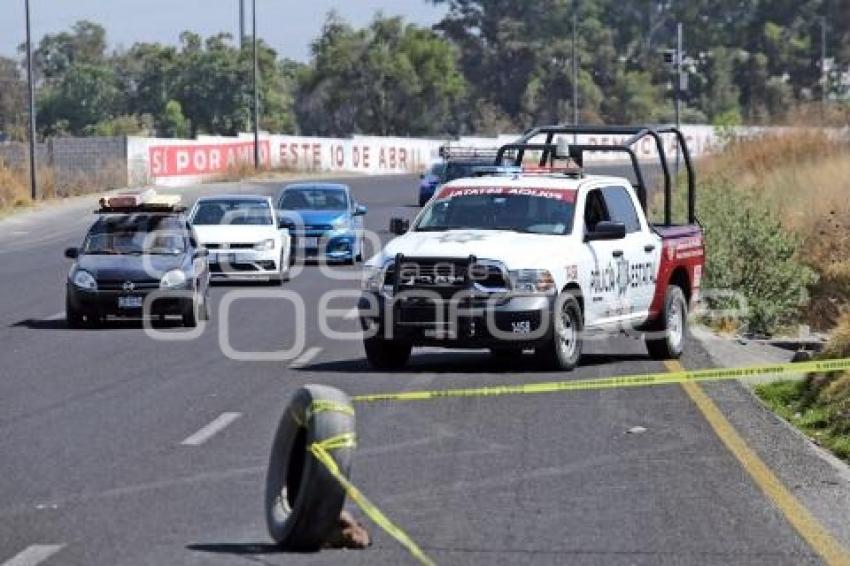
645, 285, 687, 360
363, 335, 411, 370
535, 293, 583, 371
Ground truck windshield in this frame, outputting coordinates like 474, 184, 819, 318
415, 191, 576, 235
83, 215, 187, 255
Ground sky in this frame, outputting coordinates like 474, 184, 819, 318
1, 0, 446, 61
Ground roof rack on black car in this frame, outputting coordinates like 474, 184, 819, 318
494, 125, 695, 226
96, 190, 186, 214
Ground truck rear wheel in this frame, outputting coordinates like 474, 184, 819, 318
364, 335, 411, 370
646, 285, 687, 360
535, 292, 582, 371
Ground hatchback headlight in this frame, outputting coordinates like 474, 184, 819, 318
72, 269, 97, 291
361, 265, 384, 292
332, 217, 349, 230
509, 269, 556, 294
254, 238, 275, 251
160, 269, 187, 289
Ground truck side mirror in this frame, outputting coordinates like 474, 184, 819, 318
64, 247, 79, 259
584, 221, 626, 242
389, 218, 409, 235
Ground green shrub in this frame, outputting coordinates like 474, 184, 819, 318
699, 180, 817, 334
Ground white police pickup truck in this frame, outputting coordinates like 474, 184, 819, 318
359, 126, 705, 370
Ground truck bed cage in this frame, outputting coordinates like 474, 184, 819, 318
494, 125, 695, 225
439, 145, 502, 162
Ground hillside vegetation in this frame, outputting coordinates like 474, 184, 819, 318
694, 130, 850, 334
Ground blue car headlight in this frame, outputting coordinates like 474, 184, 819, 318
331, 217, 349, 231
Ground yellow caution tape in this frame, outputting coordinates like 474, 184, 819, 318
292, 399, 355, 428
313, 432, 357, 452
307, 400, 356, 421
352, 357, 850, 404
310, 442, 436, 566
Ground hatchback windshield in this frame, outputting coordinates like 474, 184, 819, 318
279, 187, 348, 211
191, 199, 273, 225
83, 215, 187, 255
416, 188, 576, 235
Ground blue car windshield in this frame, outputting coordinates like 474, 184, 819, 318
279, 188, 348, 211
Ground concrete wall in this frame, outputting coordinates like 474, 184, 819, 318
0, 137, 126, 195
127, 125, 725, 188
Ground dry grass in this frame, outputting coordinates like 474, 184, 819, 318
0, 161, 32, 210
0, 158, 127, 214
700, 131, 850, 330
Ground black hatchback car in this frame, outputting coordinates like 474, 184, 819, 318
64, 211, 210, 327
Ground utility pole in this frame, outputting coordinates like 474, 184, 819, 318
571, 4, 578, 142
239, 0, 246, 48
252, 0, 260, 169
24, 0, 37, 201
821, 17, 827, 122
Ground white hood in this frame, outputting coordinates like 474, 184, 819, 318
193, 224, 279, 245
374, 229, 577, 270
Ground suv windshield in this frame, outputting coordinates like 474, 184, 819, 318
415, 188, 576, 235
279, 187, 348, 211
83, 215, 187, 255
192, 199, 273, 225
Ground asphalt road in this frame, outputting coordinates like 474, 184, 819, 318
0, 172, 848, 565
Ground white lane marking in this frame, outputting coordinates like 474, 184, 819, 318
289, 346, 322, 368
2, 545, 65, 566
343, 307, 359, 320
180, 412, 242, 446
44, 312, 65, 321
11, 231, 29, 236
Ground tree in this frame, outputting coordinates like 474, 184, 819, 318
296, 13, 467, 136
0, 56, 26, 140
37, 63, 121, 136
160, 100, 190, 138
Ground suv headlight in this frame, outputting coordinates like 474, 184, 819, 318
361, 265, 384, 292
254, 238, 275, 251
72, 269, 97, 291
509, 269, 555, 294
160, 269, 187, 289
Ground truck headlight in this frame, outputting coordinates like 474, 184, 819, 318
254, 238, 275, 251
510, 269, 555, 294
160, 269, 187, 289
72, 269, 97, 291
361, 265, 384, 292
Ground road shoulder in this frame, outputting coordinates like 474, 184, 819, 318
691, 325, 850, 555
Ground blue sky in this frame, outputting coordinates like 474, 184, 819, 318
1, 0, 446, 61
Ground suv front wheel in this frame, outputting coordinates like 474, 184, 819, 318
364, 335, 411, 370
535, 292, 583, 371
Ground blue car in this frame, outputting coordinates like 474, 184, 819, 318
418, 159, 522, 206
418, 161, 446, 206
276, 183, 367, 264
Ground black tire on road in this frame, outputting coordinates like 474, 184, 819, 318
265, 385, 355, 550
182, 293, 199, 328
66, 296, 84, 329
364, 335, 411, 370
646, 285, 687, 360
535, 292, 583, 371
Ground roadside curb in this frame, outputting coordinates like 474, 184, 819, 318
690, 323, 850, 475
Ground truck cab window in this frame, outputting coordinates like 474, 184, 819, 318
584, 190, 609, 232
601, 186, 641, 233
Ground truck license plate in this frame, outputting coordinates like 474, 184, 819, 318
118, 296, 143, 309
